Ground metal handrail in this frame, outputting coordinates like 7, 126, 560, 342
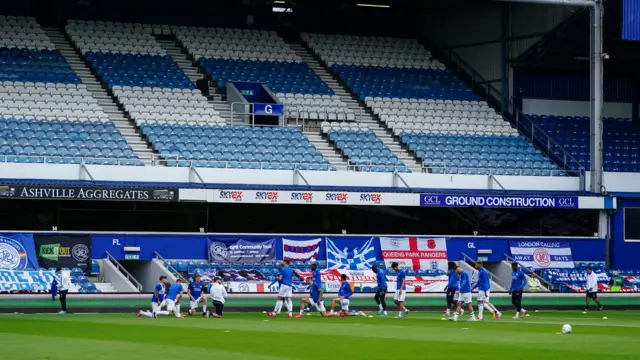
431, 41, 585, 173
104, 251, 143, 291
503, 253, 555, 290
420, 164, 582, 177
460, 252, 510, 290
154, 251, 188, 283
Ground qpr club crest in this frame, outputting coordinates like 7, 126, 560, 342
210, 242, 228, 261
533, 248, 551, 268
72, 244, 89, 262
390, 239, 401, 249
0, 236, 28, 270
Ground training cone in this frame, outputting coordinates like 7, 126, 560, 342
603, 316, 608, 320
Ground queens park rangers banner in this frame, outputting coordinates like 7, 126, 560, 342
207, 238, 276, 264
379, 237, 448, 271
509, 241, 574, 269
33, 234, 92, 273
326, 237, 378, 270
0, 233, 39, 271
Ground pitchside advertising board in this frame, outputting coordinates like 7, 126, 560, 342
33, 234, 92, 273
205, 189, 615, 209
0, 185, 178, 201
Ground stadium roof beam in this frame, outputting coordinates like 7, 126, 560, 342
493, 0, 595, 7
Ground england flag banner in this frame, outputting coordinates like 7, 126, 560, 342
379, 237, 448, 271
282, 238, 322, 263
509, 241, 574, 269
326, 237, 378, 270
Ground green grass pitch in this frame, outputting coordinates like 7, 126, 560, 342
1, 311, 638, 359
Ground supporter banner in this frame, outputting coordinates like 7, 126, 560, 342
0, 233, 39, 270
0, 269, 56, 292
207, 238, 276, 264
379, 237, 448, 271
34, 234, 92, 273
509, 241, 574, 269
326, 237, 378, 270
212, 189, 416, 206
420, 194, 579, 209
282, 238, 322, 263
0, 185, 178, 202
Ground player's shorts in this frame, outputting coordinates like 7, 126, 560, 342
393, 290, 406, 302
586, 291, 598, 299
311, 300, 326, 312
477, 290, 490, 302
341, 298, 350, 311
460, 292, 472, 304
278, 284, 293, 298
190, 297, 203, 310
151, 300, 164, 313
453, 292, 460, 301
446, 287, 456, 303
165, 299, 177, 311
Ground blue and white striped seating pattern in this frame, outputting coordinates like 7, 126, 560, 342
327, 128, 410, 172
141, 123, 334, 170
531, 115, 640, 172
0, 17, 139, 165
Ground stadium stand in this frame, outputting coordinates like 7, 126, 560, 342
303, 33, 563, 175
0, 17, 141, 165
531, 115, 639, 172
174, 27, 359, 123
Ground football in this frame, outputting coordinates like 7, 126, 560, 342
561, 324, 572, 334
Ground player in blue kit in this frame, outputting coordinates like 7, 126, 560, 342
187, 274, 207, 316
449, 266, 476, 322
156, 279, 186, 318
444, 262, 459, 318
510, 262, 527, 319
296, 276, 333, 318
268, 259, 294, 318
371, 264, 388, 316
391, 262, 410, 318
330, 274, 366, 317
472, 261, 501, 320
138, 275, 168, 318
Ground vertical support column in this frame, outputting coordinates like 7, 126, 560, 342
599, 211, 610, 267
589, 0, 604, 193
501, 2, 510, 113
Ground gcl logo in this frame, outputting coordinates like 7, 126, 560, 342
467, 242, 476, 249
558, 198, 575, 207
422, 195, 441, 205
291, 192, 314, 202
255, 191, 279, 201
219, 191, 243, 201
359, 193, 382, 203
326, 193, 348, 202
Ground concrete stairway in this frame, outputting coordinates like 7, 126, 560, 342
289, 42, 423, 172
94, 282, 118, 293
155, 37, 233, 123
44, 28, 155, 164
304, 132, 349, 170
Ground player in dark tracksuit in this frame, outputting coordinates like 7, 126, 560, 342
371, 264, 388, 316
444, 262, 459, 317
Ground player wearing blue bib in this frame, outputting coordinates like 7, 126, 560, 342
138, 276, 169, 319
510, 263, 527, 319
449, 266, 476, 322
472, 261, 501, 320
268, 259, 294, 318
371, 264, 388, 316
296, 276, 333, 318
391, 262, 410, 318
188, 274, 207, 316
